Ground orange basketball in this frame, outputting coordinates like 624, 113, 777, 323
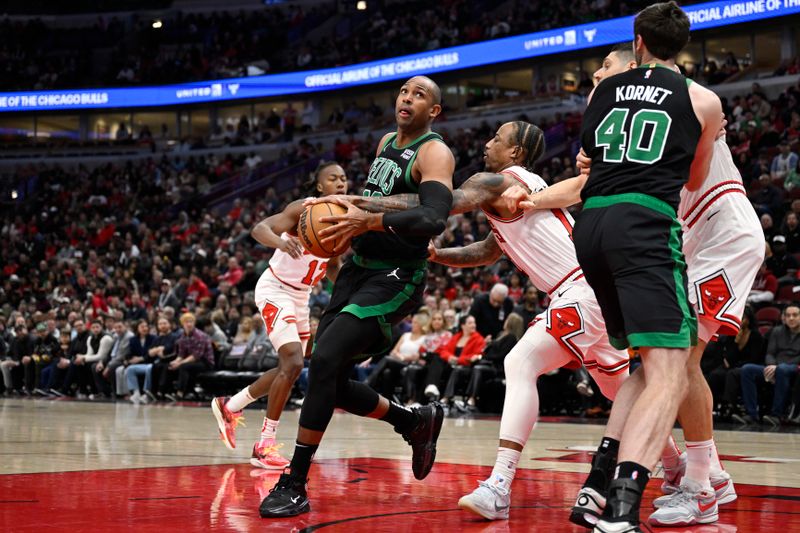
297, 202, 349, 258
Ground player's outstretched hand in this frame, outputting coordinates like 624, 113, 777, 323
501, 184, 535, 212
717, 116, 728, 140
318, 197, 371, 245
278, 236, 304, 259
576, 148, 591, 175
427, 240, 441, 263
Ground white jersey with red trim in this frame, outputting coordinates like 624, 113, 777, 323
263, 233, 331, 292
678, 139, 749, 227
484, 165, 582, 294
253, 233, 330, 351
678, 139, 764, 340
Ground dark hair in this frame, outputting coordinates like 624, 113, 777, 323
510, 121, 546, 171
783, 303, 800, 314
195, 316, 211, 331
633, 1, 690, 61
302, 161, 341, 197
610, 43, 636, 63
741, 305, 755, 329
458, 314, 473, 328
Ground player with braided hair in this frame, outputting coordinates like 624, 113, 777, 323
347, 121, 631, 521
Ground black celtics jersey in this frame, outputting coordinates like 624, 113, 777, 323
353, 130, 444, 261
580, 65, 701, 210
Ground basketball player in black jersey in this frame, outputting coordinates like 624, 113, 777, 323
564, 4, 722, 532
259, 76, 454, 518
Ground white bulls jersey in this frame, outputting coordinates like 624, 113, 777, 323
484, 165, 582, 294
253, 234, 331, 351
483, 165, 630, 382
263, 233, 330, 292
678, 139, 763, 340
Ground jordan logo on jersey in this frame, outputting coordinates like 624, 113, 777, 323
694, 270, 739, 335
366, 157, 402, 195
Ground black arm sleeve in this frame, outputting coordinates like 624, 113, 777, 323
382, 180, 452, 238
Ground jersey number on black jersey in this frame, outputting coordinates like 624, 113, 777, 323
595, 108, 673, 165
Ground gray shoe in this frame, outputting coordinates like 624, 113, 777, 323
731, 413, 757, 425
458, 480, 511, 520
762, 415, 781, 427
648, 479, 718, 526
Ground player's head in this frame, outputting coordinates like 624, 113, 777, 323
633, 1, 690, 64
593, 44, 637, 85
396, 76, 442, 130
483, 121, 545, 173
303, 161, 347, 197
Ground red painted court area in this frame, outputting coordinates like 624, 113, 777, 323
1, 458, 798, 532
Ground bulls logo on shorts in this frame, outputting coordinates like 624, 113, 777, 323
545, 304, 586, 363
694, 270, 739, 334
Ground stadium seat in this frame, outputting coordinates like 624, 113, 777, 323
776, 285, 799, 303
758, 324, 773, 336
755, 306, 782, 325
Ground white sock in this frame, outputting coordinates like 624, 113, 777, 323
709, 439, 725, 477
685, 439, 713, 490
226, 387, 256, 412
260, 418, 279, 446
661, 435, 682, 470
488, 447, 520, 492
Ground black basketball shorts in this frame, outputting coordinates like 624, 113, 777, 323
315, 254, 426, 358
573, 193, 697, 350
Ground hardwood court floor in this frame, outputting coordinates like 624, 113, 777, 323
2, 398, 800, 531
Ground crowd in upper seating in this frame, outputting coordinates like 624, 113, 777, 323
2, 74, 800, 424
0, 0, 717, 91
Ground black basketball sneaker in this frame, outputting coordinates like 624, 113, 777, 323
259, 471, 310, 518
399, 402, 444, 480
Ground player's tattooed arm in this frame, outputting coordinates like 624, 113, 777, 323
352, 194, 420, 213
428, 233, 503, 267
449, 172, 516, 214
351, 172, 513, 215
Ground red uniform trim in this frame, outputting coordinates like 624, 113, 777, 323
685, 188, 747, 229
483, 210, 524, 223
548, 266, 583, 296
584, 359, 630, 376
682, 180, 743, 219
550, 208, 574, 239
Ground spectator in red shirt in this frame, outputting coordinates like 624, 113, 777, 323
218, 257, 243, 287
421, 315, 485, 406
748, 261, 779, 304
187, 273, 211, 302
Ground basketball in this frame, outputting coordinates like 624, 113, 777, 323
297, 202, 348, 258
